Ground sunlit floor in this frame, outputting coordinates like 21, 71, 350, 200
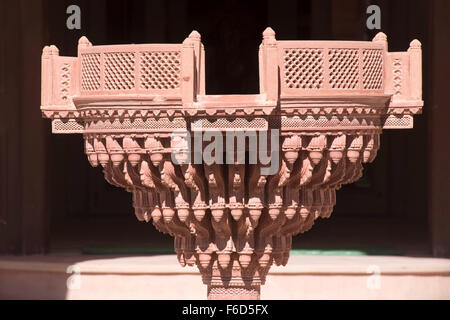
1, 254, 449, 299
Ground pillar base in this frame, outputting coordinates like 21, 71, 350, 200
207, 285, 260, 300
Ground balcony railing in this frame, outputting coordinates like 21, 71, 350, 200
79, 44, 183, 95
41, 30, 422, 132
278, 41, 385, 94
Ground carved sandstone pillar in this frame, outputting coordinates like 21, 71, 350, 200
41, 29, 422, 299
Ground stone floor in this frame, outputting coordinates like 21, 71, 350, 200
1, 254, 449, 299
1, 213, 438, 299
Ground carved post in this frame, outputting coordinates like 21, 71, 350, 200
408, 39, 422, 101
41, 45, 59, 106
262, 27, 278, 102
181, 36, 196, 105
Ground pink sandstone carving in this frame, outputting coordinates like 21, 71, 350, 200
40, 28, 423, 300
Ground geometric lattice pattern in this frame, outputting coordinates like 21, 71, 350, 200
283, 49, 323, 89
104, 52, 135, 90
81, 53, 101, 91
52, 119, 84, 133
383, 114, 413, 128
362, 49, 383, 90
279, 115, 380, 129
392, 58, 402, 95
207, 286, 260, 300
328, 49, 359, 89
60, 63, 71, 101
140, 51, 181, 90
191, 118, 268, 131
86, 118, 187, 132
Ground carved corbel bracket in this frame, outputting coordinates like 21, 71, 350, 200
41, 29, 422, 300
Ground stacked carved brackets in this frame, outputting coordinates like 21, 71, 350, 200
41, 28, 422, 300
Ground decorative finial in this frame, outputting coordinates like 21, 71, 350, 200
49, 45, 59, 54
189, 30, 201, 41
263, 27, 276, 40
42, 46, 51, 55
409, 39, 421, 49
372, 32, 387, 42
42, 45, 59, 56
78, 36, 92, 47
